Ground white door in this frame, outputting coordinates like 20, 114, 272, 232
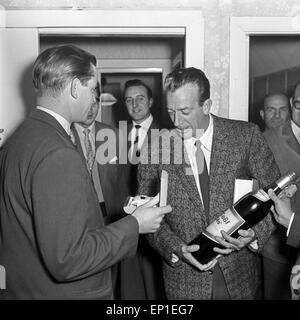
0, 28, 38, 146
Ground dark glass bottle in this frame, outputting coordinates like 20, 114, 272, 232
189, 171, 297, 265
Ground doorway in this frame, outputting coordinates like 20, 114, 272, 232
40, 35, 184, 129
249, 35, 300, 130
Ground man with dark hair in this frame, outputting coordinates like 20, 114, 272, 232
0, 45, 171, 299
118, 79, 165, 300
138, 67, 280, 299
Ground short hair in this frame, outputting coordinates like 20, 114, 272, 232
32, 45, 97, 96
124, 79, 153, 99
164, 67, 210, 104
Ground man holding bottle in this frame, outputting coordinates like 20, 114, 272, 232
138, 67, 280, 300
268, 188, 300, 300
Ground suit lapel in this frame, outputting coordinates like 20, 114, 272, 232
209, 116, 232, 221
70, 124, 87, 166
282, 122, 300, 155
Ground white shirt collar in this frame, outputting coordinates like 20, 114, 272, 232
132, 114, 153, 132
37, 106, 71, 135
184, 114, 214, 152
74, 122, 95, 135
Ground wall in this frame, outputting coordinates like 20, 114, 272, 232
2, 0, 300, 117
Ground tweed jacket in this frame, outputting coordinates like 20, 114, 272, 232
138, 115, 280, 300
0, 109, 138, 299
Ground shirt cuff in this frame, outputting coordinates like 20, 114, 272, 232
248, 239, 259, 252
171, 253, 179, 263
287, 212, 296, 236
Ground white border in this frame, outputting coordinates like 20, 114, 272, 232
230, 17, 300, 121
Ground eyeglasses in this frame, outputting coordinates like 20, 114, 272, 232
292, 99, 300, 110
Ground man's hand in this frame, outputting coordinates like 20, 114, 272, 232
132, 194, 172, 233
181, 244, 219, 271
214, 228, 256, 252
268, 188, 293, 228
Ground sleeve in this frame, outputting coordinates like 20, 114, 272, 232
247, 124, 280, 251
137, 159, 186, 267
287, 211, 300, 248
31, 148, 139, 282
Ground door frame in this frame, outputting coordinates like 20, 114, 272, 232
230, 17, 300, 121
4, 9, 204, 69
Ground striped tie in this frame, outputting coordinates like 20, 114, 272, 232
83, 128, 95, 174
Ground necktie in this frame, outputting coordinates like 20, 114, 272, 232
195, 140, 209, 221
132, 124, 141, 158
83, 128, 95, 174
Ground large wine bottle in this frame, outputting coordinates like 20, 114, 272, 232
189, 171, 297, 265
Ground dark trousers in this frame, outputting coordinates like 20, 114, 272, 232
212, 263, 230, 300
263, 256, 292, 300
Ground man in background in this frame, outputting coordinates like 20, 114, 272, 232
118, 79, 165, 300
260, 93, 290, 132
0, 45, 171, 299
268, 188, 300, 300
260, 92, 299, 299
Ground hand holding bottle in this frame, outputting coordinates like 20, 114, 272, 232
268, 188, 293, 228
214, 228, 256, 252
180, 244, 221, 271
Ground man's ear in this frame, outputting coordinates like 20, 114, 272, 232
149, 97, 154, 108
71, 78, 80, 99
259, 110, 265, 121
203, 99, 212, 115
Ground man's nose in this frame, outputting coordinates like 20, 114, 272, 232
132, 99, 138, 108
173, 111, 180, 126
274, 109, 280, 118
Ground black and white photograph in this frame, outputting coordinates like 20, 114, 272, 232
0, 0, 300, 314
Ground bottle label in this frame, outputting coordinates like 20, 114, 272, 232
253, 189, 270, 202
202, 207, 246, 243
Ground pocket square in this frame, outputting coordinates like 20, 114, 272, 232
109, 156, 118, 164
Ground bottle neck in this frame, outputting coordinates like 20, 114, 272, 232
262, 182, 282, 196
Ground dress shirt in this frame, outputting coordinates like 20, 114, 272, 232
129, 114, 153, 158
37, 106, 71, 135
184, 114, 213, 203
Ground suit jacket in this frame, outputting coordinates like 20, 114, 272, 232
0, 109, 139, 300
121, 119, 161, 196
262, 123, 300, 263
72, 121, 125, 223
138, 115, 280, 300
118, 118, 166, 300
